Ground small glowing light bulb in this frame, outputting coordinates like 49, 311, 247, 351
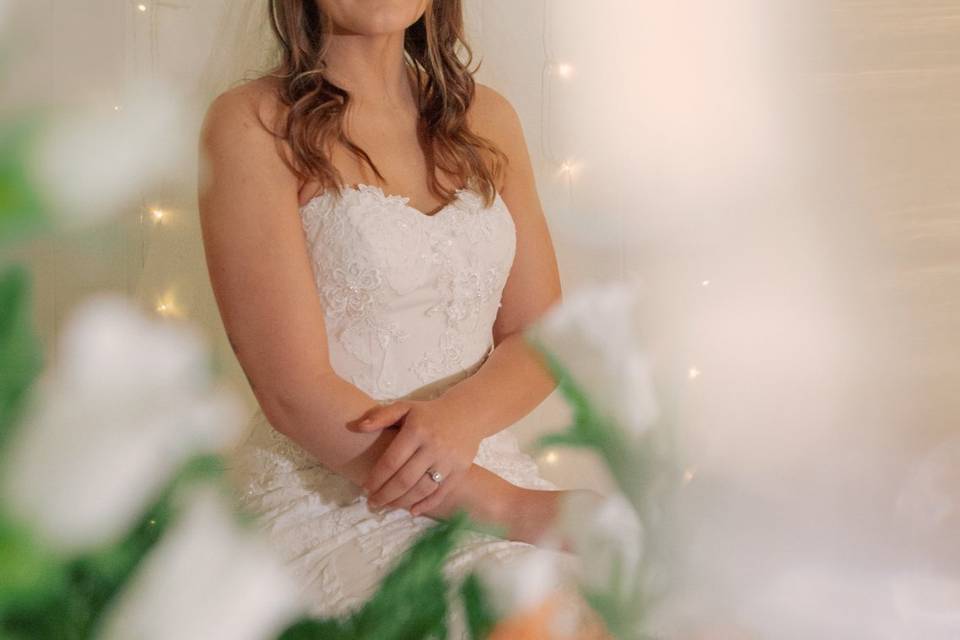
556, 159, 581, 182
701, 279, 710, 287
543, 450, 559, 465
155, 292, 180, 318
555, 63, 574, 78
137, 3, 148, 12
113, 105, 122, 111
150, 207, 165, 222
688, 366, 701, 380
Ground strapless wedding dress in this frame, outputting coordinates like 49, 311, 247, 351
229, 182, 583, 637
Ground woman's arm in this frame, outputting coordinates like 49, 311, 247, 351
196, 82, 560, 542
356, 85, 565, 511
434, 84, 564, 438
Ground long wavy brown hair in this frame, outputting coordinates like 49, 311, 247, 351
264, 0, 508, 210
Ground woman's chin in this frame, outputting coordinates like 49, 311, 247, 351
323, 0, 427, 36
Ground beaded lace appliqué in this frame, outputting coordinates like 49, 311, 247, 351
299, 183, 516, 400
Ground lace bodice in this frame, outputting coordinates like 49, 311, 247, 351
299, 182, 517, 401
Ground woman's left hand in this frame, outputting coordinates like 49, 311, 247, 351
349, 399, 482, 516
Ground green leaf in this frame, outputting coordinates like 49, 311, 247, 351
532, 431, 595, 451
0, 513, 66, 620
0, 115, 51, 245
277, 618, 351, 639
0, 453, 229, 640
523, 333, 594, 422
350, 511, 469, 640
525, 330, 664, 510
0, 264, 44, 452
459, 572, 498, 640
278, 510, 473, 640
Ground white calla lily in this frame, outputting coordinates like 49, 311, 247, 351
96, 485, 304, 640
527, 281, 659, 438
475, 546, 562, 619
557, 490, 644, 595
26, 79, 185, 226
1, 292, 244, 552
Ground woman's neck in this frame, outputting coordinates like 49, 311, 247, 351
320, 30, 415, 111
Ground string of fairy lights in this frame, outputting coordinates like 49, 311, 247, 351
535, 0, 701, 483
128, 0, 183, 320
540, 0, 580, 197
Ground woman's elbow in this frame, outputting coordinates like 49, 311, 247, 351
255, 369, 342, 438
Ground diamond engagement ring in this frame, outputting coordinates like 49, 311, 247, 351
426, 469, 443, 484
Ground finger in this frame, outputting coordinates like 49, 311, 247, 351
350, 402, 409, 432
363, 427, 421, 495
367, 447, 434, 508
386, 472, 441, 511
409, 469, 460, 516
385, 459, 453, 511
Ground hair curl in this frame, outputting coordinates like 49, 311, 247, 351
264, 0, 508, 210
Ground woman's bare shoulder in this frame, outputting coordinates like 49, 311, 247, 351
469, 82, 522, 140
198, 76, 301, 207
469, 82, 529, 189
202, 75, 288, 142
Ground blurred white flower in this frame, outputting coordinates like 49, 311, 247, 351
26, 79, 185, 226
527, 281, 659, 438
96, 485, 304, 640
556, 490, 644, 595
1, 292, 245, 552
741, 566, 960, 640
896, 436, 960, 534
892, 571, 960, 636
475, 546, 560, 619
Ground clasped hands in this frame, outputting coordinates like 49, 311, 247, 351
348, 398, 482, 517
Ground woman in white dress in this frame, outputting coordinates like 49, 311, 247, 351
198, 0, 605, 637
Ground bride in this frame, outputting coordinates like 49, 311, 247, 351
197, 0, 604, 636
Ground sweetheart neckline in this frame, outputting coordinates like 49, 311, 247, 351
299, 182, 501, 220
